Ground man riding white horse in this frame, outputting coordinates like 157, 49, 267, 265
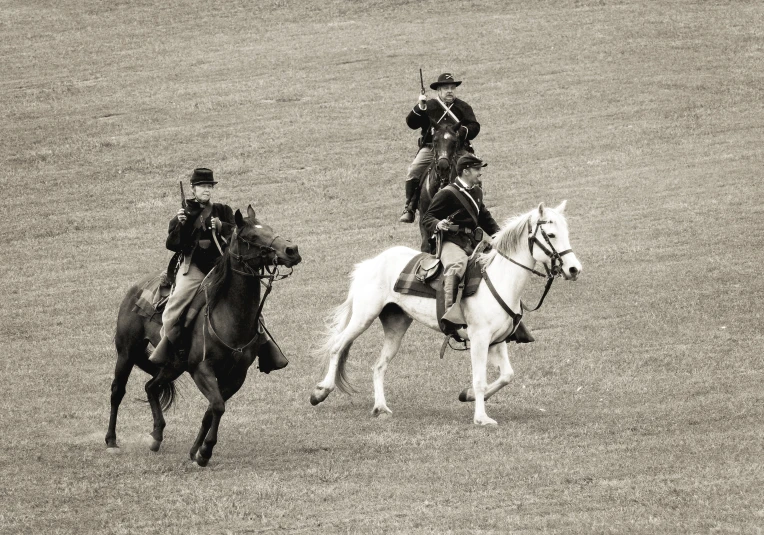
399, 72, 480, 224
421, 155, 534, 342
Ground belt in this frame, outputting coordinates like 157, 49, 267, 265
447, 226, 484, 241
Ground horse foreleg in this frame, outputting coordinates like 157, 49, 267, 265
469, 334, 496, 426
190, 362, 226, 467
459, 342, 514, 403
372, 305, 412, 417
189, 371, 247, 462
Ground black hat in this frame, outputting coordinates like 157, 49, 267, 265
190, 168, 217, 185
456, 154, 487, 175
430, 72, 462, 90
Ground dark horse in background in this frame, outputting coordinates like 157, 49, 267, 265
106, 205, 301, 466
416, 121, 466, 252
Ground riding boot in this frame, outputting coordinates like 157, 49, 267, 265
440, 275, 467, 334
508, 320, 535, 344
257, 334, 289, 374
398, 179, 419, 223
148, 335, 175, 366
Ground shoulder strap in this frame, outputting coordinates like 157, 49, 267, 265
445, 185, 479, 225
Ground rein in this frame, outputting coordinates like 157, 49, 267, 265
201, 229, 293, 359
483, 216, 574, 325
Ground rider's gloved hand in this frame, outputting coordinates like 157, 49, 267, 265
177, 209, 187, 224
418, 94, 427, 110
458, 125, 469, 141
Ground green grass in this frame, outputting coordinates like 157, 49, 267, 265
2, 1, 763, 533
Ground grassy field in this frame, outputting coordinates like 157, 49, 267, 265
2, 0, 763, 533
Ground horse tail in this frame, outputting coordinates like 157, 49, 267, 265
316, 289, 357, 394
158, 381, 178, 412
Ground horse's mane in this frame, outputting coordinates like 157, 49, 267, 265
477, 210, 533, 269
203, 249, 232, 312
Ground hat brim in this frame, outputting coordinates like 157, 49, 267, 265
430, 80, 462, 90
192, 181, 218, 185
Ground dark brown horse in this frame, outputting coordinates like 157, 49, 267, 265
416, 121, 465, 252
106, 205, 301, 466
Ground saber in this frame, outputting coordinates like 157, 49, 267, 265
435, 95, 460, 123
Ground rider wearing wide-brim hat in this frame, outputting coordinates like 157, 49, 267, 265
148, 168, 290, 373
399, 72, 481, 224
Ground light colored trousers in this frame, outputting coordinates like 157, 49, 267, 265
406, 146, 471, 182
160, 263, 206, 336
440, 241, 469, 278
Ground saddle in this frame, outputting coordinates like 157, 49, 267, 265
393, 253, 482, 299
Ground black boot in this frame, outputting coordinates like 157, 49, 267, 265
398, 179, 419, 223
148, 336, 174, 366
439, 275, 467, 334
258, 336, 289, 374
508, 320, 535, 344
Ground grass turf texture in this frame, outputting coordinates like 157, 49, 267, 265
1, 1, 762, 533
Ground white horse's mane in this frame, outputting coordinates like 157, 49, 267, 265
477, 205, 567, 268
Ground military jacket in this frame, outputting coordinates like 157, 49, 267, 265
166, 200, 235, 274
406, 98, 480, 146
421, 181, 500, 255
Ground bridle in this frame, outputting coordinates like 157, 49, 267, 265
202, 227, 294, 358
431, 127, 460, 189
482, 216, 575, 341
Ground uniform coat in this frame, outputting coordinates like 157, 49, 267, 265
421, 182, 500, 255
166, 199, 235, 275
406, 98, 480, 147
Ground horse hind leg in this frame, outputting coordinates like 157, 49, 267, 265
105, 343, 139, 450
371, 304, 412, 417
311, 295, 384, 406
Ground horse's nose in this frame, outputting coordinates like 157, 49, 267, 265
286, 245, 298, 256
437, 159, 450, 172
568, 265, 579, 278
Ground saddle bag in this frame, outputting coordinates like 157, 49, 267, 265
415, 255, 442, 284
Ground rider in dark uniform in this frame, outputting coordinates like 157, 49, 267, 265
149, 168, 289, 372
422, 155, 534, 343
399, 72, 480, 223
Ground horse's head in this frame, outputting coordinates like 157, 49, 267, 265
527, 201, 582, 281
231, 205, 302, 271
431, 122, 462, 184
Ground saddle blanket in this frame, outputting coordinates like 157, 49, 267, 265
393, 253, 483, 299
132, 272, 172, 324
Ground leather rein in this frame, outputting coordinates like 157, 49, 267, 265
482, 217, 574, 335
202, 228, 293, 358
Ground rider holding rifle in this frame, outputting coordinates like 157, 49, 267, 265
399, 71, 481, 223
149, 168, 289, 373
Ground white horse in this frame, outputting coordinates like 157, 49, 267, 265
310, 201, 582, 425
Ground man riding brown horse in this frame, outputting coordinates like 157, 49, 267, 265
148, 168, 289, 372
399, 72, 480, 224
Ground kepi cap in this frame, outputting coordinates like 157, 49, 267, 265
456, 154, 487, 175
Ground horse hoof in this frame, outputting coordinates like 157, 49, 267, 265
149, 439, 162, 452
458, 389, 475, 402
371, 406, 392, 417
310, 387, 331, 406
474, 417, 498, 426
189, 448, 199, 461
195, 453, 210, 467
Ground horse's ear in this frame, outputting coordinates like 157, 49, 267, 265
247, 204, 256, 221
235, 209, 245, 228
555, 200, 567, 214
538, 203, 545, 218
